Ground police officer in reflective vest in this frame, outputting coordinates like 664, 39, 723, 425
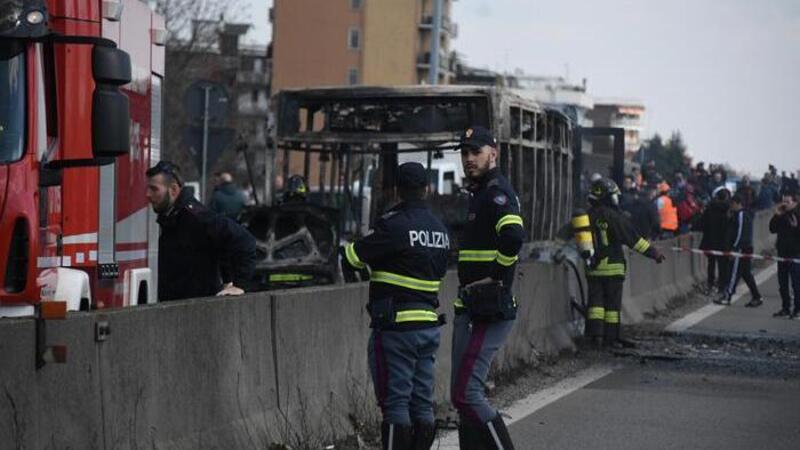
452, 126, 523, 449
342, 162, 450, 450
583, 178, 665, 347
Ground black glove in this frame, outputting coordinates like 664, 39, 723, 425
646, 246, 665, 264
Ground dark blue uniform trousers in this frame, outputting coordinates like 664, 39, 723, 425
368, 327, 441, 425
450, 314, 515, 424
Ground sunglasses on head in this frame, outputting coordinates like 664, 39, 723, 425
148, 161, 184, 186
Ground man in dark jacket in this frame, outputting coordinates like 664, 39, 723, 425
769, 191, 800, 318
146, 161, 256, 301
209, 172, 248, 219
737, 175, 756, 210
698, 187, 732, 295
622, 189, 660, 240
756, 174, 779, 210
716, 194, 762, 306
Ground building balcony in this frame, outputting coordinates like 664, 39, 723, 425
610, 117, 643, 130
417, 52, 454, 73
237, 102, 270, 116
419, 15, 457, 37
236, 71, 270, 86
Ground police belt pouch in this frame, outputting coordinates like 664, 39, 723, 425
367, 297, 396, 329
461, 282, 516, 321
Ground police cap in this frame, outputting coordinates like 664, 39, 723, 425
457, 126, 497, 150
397, 162, 428, 189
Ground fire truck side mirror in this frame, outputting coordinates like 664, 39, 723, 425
91, 46, 132, 158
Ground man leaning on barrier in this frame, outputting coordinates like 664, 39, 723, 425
341, 162, 450, 450
145, 161, 256, 301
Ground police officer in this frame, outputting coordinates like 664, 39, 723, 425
583, 178, 665, 347
451, 126, 523, 449
342, 162, 450, 450
145, 161, 257, 301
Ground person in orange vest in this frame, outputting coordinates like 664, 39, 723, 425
656, 181, 679, 239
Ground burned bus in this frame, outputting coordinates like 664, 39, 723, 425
249, 86, 573, 286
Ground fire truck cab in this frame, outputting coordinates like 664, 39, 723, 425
0, 0, 164, 316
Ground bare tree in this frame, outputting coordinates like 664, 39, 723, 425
151, 0, 242, 180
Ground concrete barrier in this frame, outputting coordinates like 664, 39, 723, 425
0, 295, 282, 449
622, 233, 703, 324
0, 211, 775, 447
753, 210, 776, 254
622, 210, 775, 325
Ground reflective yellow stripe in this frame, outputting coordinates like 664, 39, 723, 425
459, 249, 519, 266
395, 310, 439, 323
345, 243, 365, 269
458, 250, 498, 262
495, 214, 524, 234
453, 297, 465, 308
587, 258, 626, 277
571, 214, 590, 228
633, 238, 651, 254
588, 307, 605, 320
496, 251, 518, 267
269, 274, 313, 282
371, 271, 441, 292
604, 310, 620, 324
575, 230, 593, 245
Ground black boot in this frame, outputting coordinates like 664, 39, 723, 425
381, 422, 414, 450
458, 418, 489, 450
487, 414, 515, 450
412, 421, 436, 450
458, 415, 515, 450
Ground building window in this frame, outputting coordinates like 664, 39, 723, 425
348, 28, 360, 50
351, 0, 362, 9
252, 90, 259, 103
348, 68, 359, 85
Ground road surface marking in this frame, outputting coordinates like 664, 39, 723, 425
435, 366, 615, 448
665, 263, 779, 333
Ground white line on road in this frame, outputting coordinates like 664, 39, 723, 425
665, 263, 779, 333
435, 366, 615, 449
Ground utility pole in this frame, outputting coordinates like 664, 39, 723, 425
200, 85, 211, 201
428, 0, 443, 85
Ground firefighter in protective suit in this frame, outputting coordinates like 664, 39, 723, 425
581, 178, 665, 347
342, 162, 450, 450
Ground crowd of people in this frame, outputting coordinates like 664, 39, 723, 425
611, 160, 800, 318
616, 161, 799, 240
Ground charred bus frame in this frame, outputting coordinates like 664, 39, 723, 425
269, 86, 573, 245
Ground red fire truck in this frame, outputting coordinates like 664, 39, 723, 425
0, 0, 164, 317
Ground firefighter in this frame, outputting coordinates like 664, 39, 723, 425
341, 162, 450, 450
582, 178, 665, 347
145, 161, 257, 301
282, 174, 308, 203
451, 126, 523, 449
270, 174, 315, 287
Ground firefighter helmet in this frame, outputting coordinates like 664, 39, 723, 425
285, 175, 308, 200
588, 178, 621, 207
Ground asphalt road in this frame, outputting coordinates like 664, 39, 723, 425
504, 268, 800, 450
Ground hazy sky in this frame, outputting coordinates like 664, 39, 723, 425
243, 0, 799, 175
